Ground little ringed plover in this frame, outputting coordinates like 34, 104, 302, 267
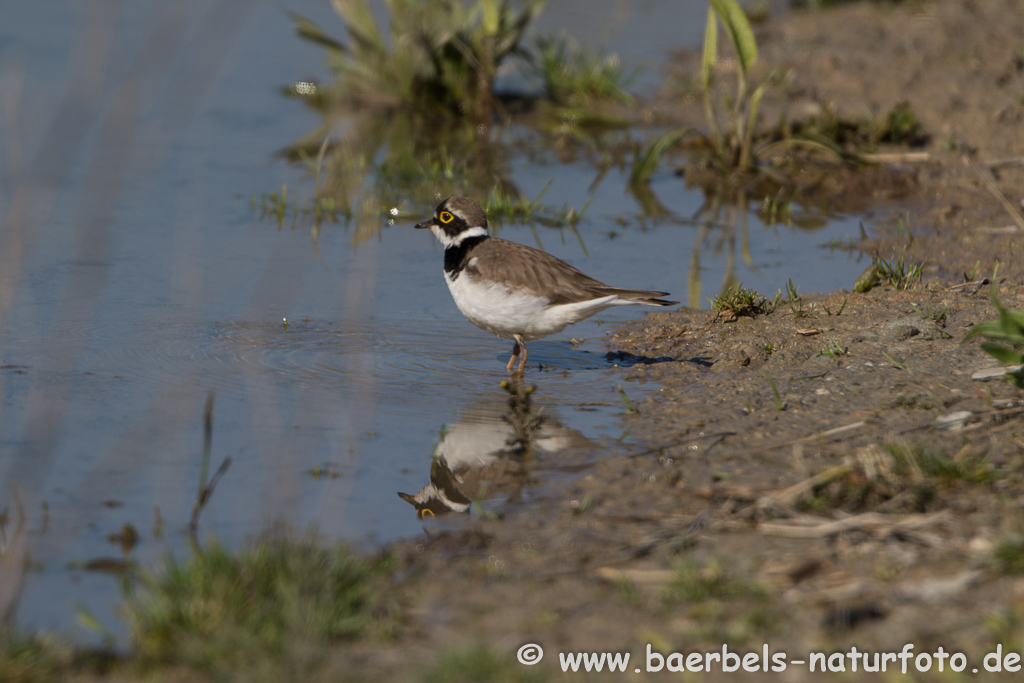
415, 196, 677, 375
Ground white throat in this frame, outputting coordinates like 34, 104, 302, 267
430, 225, 489, 248
408, 483, 470, 513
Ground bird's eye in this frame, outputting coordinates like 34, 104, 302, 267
439, 211, 454, 224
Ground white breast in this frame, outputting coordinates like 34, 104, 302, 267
444, 271, 622, 341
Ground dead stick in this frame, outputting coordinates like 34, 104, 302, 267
861, 152, 931, 163
759, 510, 950, 538
767, 462, 853, 508
770, 421, 867, 449
983, 156, 1024, 169
971, 158, 1024, 232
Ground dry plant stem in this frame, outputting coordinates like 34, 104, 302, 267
772, 420, 867, 449
762, 462, 853, 509
757, 510, 952, 542
971, 157, 1024, 232
983, 156, 1024, 170
861, 152, 931, 163
595, 567, 675, 584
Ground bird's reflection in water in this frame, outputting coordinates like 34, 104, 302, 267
398, 382, 589, 517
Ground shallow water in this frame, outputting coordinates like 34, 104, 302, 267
1, 0, 868, 637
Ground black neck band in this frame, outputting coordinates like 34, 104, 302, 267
443, 235, 489, 279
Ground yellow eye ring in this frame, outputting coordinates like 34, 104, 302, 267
439, 211, 454, 224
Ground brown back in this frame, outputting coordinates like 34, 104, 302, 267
465, 238, 676, 306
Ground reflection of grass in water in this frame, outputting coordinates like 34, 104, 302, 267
254, 173, 592, 242
760, 191, 792, 226
684, 177, 832, 311
252, 185, 350, 229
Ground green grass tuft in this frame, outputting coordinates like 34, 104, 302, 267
710, 283, 772, 319
422, 643, 547, 683
121, 536, 399, 677
666, 560, 762, 603
799, 442, 995, 514
871, 253, 924, 291
884, 444, 995, 484
294, 0, 544, 122
532, 32, 634, 106
661, 559, 773, 643
0, 632, 78, 683
996, 535, 1024, 575
875, 101, 927, 146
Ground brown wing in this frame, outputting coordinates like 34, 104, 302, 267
466, 238, 676, 306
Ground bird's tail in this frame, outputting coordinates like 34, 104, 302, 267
597, 287, 678, 306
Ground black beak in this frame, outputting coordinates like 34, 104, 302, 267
414, 218, 435, 230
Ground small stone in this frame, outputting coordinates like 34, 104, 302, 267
894, 570, 983, 603
892, 325, 920, 341
971, 365, 1023, 381
934, 410, 971, 430
968, 535, 994, 555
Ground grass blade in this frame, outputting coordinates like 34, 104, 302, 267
707, 0, 758, 74
759, 370, 785, 411
332, 0, 386, 57
290, 12, 346, 53
701, 7, 718, 91
980, 342, 1024, 366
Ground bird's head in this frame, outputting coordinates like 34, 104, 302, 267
415, 196, 489, 247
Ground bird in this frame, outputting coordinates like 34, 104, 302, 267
415, 196, 677, 375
